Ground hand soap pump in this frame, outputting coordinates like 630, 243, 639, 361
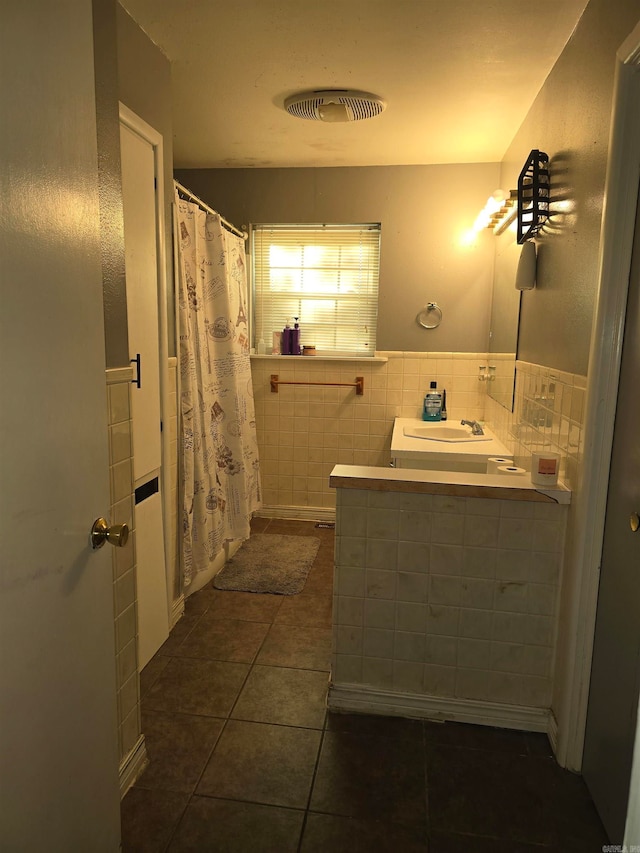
422, 381, 443, 422
281, 319, 292, 355
291, 317, 301, 356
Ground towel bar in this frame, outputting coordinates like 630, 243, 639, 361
270, 374, 364, 395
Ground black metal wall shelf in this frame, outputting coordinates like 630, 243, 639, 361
517, 150, 550, 244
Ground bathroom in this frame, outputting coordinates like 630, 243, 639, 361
3, 0, 639, 848
128, 0, 640, 842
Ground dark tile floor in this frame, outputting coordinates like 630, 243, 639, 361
121, 518, 608, 852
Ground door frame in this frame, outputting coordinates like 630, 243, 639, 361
557, 22, 640, 774
119, 102, 173, 631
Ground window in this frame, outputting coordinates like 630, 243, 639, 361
252, 223, 381, 355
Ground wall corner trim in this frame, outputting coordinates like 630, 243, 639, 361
119, 734, 147, 799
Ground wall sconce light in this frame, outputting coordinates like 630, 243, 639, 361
517, 150, 550, 243
488, 190, 518, 235
473, 190, 509, 231
470, 189, 518, 238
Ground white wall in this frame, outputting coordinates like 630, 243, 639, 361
498, 0, 640, 376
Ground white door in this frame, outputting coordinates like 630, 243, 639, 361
119, 116, 169, 668
583, 184, 640, 841
120, 121, 162, 481
0, 2, 120, 848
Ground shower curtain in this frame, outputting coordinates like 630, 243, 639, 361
175, 195, 261, 589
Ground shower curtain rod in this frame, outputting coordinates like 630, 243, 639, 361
174, 179, 247, 240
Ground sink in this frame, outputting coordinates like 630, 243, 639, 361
392, 417, 512, 472
403, 424, 491, 443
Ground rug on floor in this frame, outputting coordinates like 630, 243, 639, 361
213, 533, 321, 595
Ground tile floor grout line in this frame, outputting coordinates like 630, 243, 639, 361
178, 528, 325, 846
150, 527, 283, 851
160, 797, 191, 853
422, 720, 432, 845
297, 713, 328, 853
157, 584, 271, 852
148, 652, 232, 853
212, 522, 329, 851
221, 616, 268, 724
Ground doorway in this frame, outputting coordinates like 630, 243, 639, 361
568, 23, 640, 844
582, 180, 640, 840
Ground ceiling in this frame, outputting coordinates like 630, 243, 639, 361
121, 0, 589, 169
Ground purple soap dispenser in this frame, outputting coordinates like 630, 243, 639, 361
291, 317, 301, 356
281, 319, 292, 355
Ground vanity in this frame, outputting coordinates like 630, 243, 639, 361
391, 417, 512, 473
328, 426, 570, 743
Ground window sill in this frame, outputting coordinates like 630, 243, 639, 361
249, 354, 388, 363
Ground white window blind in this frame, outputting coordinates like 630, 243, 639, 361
252, 223, 381, 355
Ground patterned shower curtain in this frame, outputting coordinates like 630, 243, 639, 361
175, 195, 261, 588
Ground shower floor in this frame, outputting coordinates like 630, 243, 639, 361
121, 517, 606, 851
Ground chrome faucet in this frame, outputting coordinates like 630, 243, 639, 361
461, 419, 484, 435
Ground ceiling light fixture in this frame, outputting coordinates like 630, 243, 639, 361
284, 89, 386, 123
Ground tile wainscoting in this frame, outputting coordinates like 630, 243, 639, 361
250, 353, 586, 513
251, 352, 489, 513
106, 359, 181, 794
330, 482, 568, 734
166, 358, 181, 610
485, 360, 586, 491
106, 367, 146, 792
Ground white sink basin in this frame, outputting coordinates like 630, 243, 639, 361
392, 418, 512, 473
403, 424, 491, 443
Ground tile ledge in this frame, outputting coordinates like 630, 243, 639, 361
329, 464, 571, 504
106, 366, 133, 384
250, 354, 388, 363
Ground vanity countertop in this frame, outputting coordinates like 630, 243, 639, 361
391, 417, 512, 463
329, 464, 571, 504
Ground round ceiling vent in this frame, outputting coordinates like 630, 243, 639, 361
284, 89, 386, 123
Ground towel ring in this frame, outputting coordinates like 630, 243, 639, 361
416, 302, 442, 329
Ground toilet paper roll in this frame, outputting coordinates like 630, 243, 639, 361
531, 451, 560, 485
486, 457, 514, 474
497, 465, 527, 476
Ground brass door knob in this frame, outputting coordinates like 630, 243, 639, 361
631, 512, 640, 533
91, 517, 129, 549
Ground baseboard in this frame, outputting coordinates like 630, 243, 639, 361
328, 682, 550, 732
119, 735, 148, 799
169, 594, 185, 630
227, 539, 243, 559
255, 505, 336, 522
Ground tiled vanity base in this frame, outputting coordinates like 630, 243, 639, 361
329, 466, 570, 741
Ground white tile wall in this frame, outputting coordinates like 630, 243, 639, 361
167, 358, 180, 602
485, 360, 587, 490
246, 353, 588, 515
332, 487, 567, 710
251, 351, 487, 511
106, 370, 140, 762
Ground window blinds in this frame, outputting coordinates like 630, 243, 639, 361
252, 223, 381, 355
